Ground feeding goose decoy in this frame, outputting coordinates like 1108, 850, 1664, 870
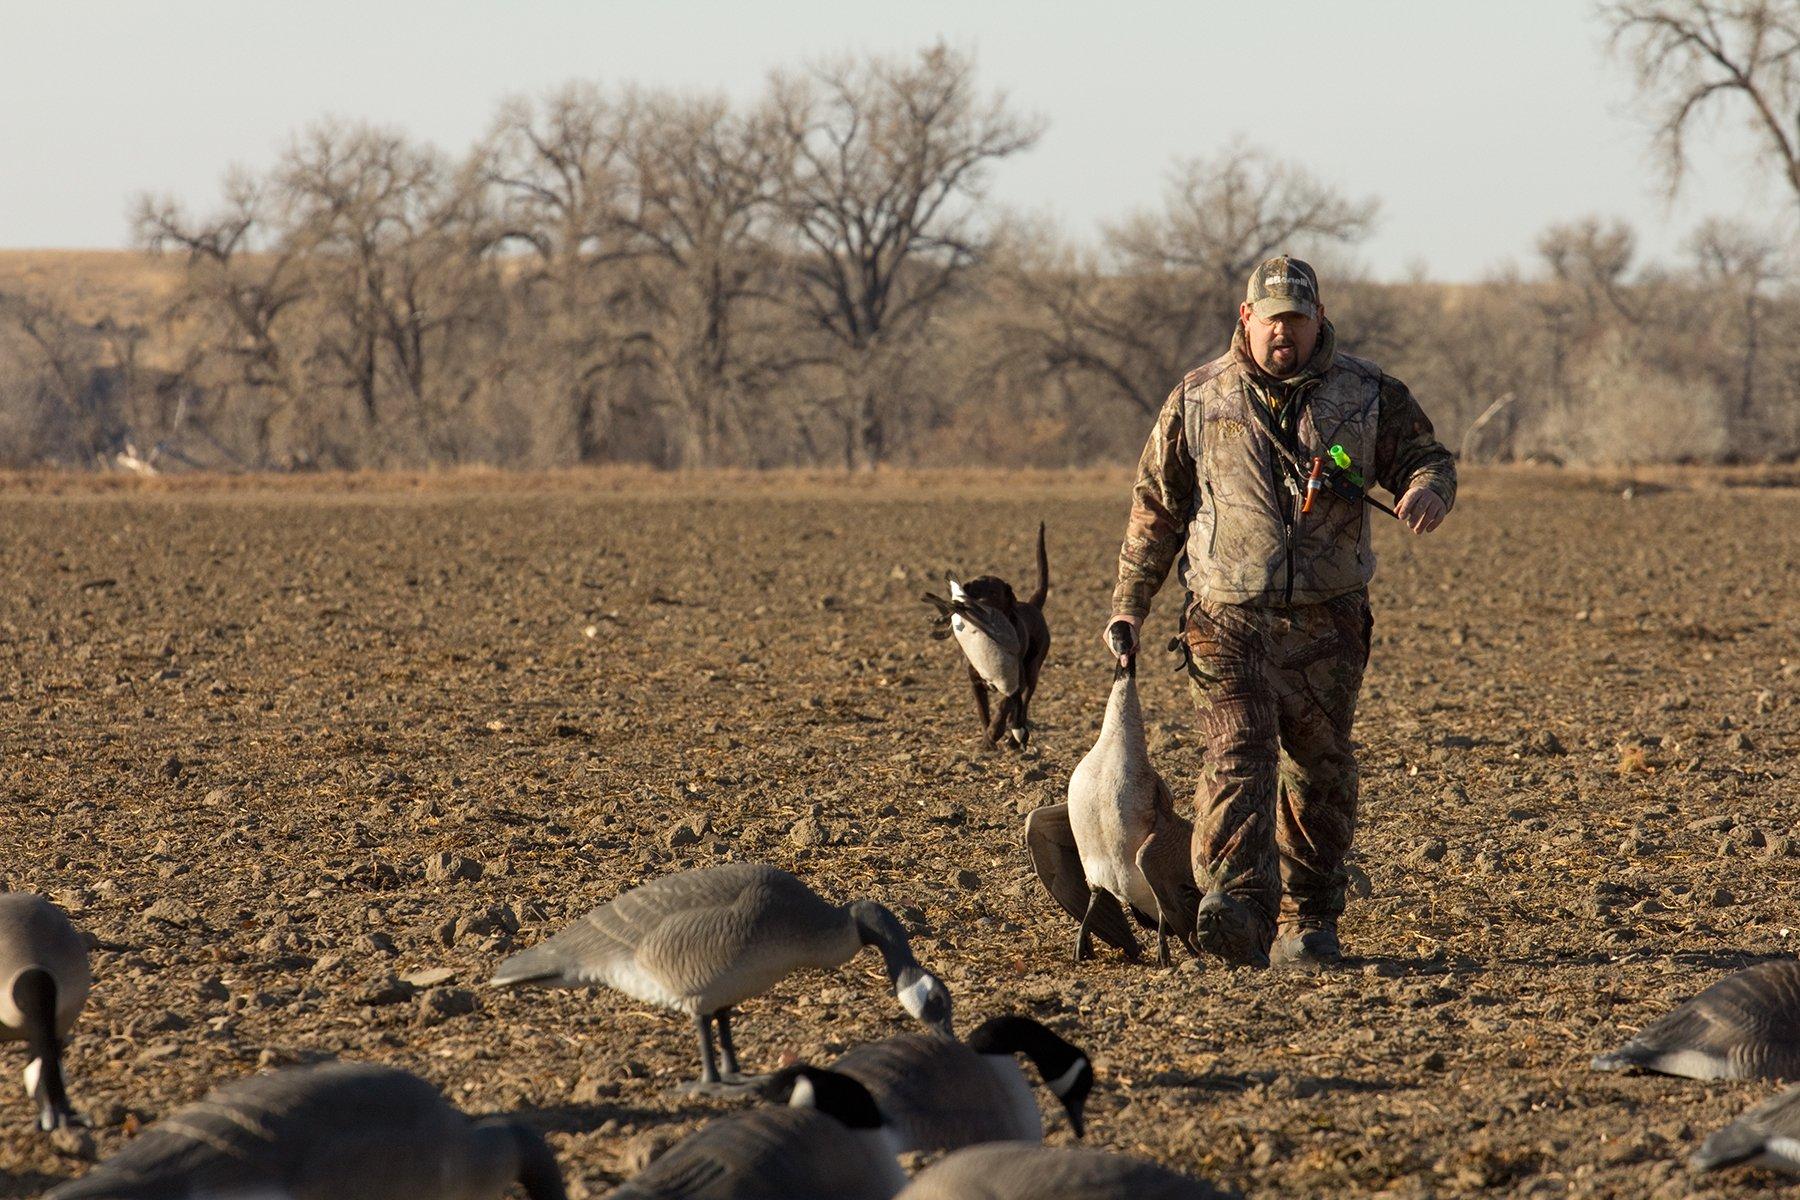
490, 863, 953, 1088
824, 1014, 1093, 1152
1025, 621, 1199, 965
45, 1061, 565, 1199
1590, 958, 1800, 1080
0, 893, 90, 1131
610, 1066, 906, 1200
893, 1143, 1226, 1199
1692, 1083, 1800, 1176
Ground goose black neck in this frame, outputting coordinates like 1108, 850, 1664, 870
967, 1014, 1082, 1078
848, 900, 919, 981
509, 1121, 569, 1200
12, 968, 71, 1121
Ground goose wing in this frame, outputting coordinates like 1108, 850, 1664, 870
1692, 1083, 1800, 1174
494, 865, 849, 1011
1024, 804, 1135, 952
609, 1109, 902, 1200
1135, 782, 1199, 942
1591, 959, 1800, 1080
45, 1064, 486, 1199
833, 1035, 1037, 1152
896, 1144, 1225, 1200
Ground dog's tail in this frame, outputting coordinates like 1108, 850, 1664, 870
1026, 521, 1049, 608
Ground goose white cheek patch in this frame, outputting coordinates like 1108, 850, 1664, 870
1047, 1056, 1088, 1097
898, 975, 935, 1020
787, 1075, 818, 1109
22, 1058, 41, 1098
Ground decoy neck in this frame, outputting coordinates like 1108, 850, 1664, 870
472, 1118, 568, 1200
848, 901, 953, 1037
967, 1015, 1093, 1138
766, 1065, 887, 1130
13, 968, 74, 1132
1100, 659, 1145, 744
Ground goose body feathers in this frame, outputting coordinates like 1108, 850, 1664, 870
45, 1062, 564, 1200
492, 864, 859, 1016
492, 864, 951, 1084
1030, 661, 1198, 963
1591, 959, 1800, 1081
610, 1106, 905, 1200
1693, 1083, 1800, 1175
894, 1144, 1224, 1200
0, 893, 90, 1130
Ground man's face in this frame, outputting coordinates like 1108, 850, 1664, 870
1239, 304, 1323, 378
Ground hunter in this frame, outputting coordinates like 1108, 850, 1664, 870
1105, 255, 1456, 971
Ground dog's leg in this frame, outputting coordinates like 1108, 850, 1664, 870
988, 691, 1015, 747
967, 664, 996, 745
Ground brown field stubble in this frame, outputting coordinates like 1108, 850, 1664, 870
1, 467, 1797, 1198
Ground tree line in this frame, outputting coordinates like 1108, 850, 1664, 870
3, 8, 1798, 472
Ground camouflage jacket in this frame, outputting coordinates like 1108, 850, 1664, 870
1113, 322, 1457, 616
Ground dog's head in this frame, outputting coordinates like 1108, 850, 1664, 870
955, 574, 1018, 615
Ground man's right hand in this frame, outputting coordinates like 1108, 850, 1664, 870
1102, 615, 1139, 667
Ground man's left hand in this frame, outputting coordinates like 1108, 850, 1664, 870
1395, 486, 1447, 534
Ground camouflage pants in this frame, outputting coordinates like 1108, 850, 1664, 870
1182, 590, 1371, 942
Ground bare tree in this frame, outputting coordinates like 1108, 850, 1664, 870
1687, 215, 1781, 420
1607, 0, 1800, 207
1008, 148, 1377, 418
771, 43, 1043, 467
618, 93, 796, 465
136, 174, 320, 467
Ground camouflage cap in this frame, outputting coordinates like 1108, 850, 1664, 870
1245, 255, 1320, 319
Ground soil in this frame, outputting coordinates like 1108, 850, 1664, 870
1, 468, 1796, 1199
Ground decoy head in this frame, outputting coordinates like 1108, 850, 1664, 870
967, 1015, 1093, 1138
764, 1065, 886, 1131
895, 965, 954, 1039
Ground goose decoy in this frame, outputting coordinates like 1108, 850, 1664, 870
490, 863, 953, 1088
1025, 623, 1198, 965
1590, 958, 1800, 1080
893, 1143, 1226, 1199
0, 893, 90, 1131
610, 1066, 906, 1200
1692, 1083, 1800, 1176
45, 1061, 565, 1199
825, 1015, 1092, 1152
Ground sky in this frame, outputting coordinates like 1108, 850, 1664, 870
0, 0, 1787, 281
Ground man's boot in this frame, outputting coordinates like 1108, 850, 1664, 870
1270, 919, 1342, 971
1194, 888, 1272, 969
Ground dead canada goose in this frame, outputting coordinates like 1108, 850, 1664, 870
490, 863, 953, 1088
1025, 624, 1198, 965
825, 1015, 1093, 1152
1590, 958, 1800, 1080
921, 523, 1051, 751
0, 893, 90, 1131
45, 1061, 565, 1199
1691, 1083, 1800, 1176
610, 1066, 906, 1200
893, 1143, 1226, 1199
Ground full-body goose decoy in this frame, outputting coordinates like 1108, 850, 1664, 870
490, 863, 953, 1087
1590, 958, 1800, 1080
1025, 623, 1199, 965
893, 1143, 1226, 1199
45, 1061, 565, 1199
826, 1015, 1093, 1152
922, 523, 1051, 751
1692, 1083, 1800, 1176
0, 893, 90, 1131
610, 1066, 906, 1200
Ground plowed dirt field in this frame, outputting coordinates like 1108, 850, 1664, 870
2, 468, 1797, 1198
